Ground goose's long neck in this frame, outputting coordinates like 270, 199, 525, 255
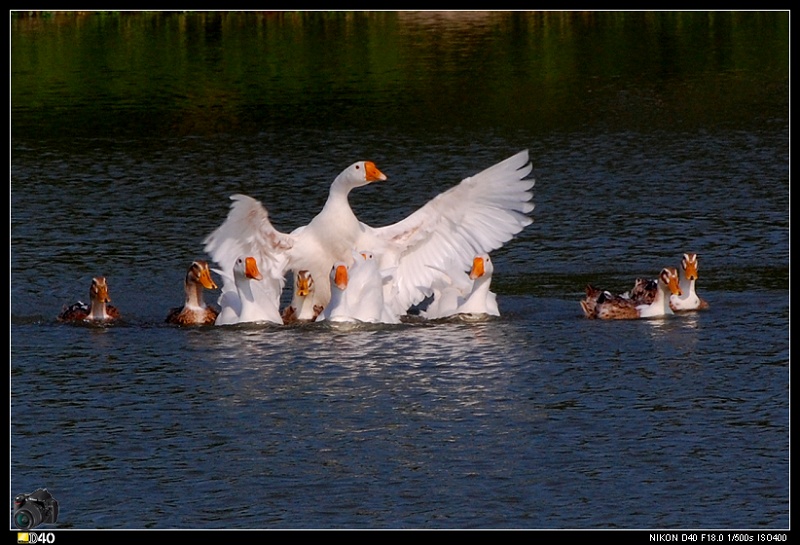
459, 275, 491, 313
471, 274, 492, 300
238, 278, 257, 310
325, 285, 348, 320
323, 176, 354, 210
314, 177, 361, 253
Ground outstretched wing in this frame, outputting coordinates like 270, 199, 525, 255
359, 150, 534, 314
203, 193, 294, 301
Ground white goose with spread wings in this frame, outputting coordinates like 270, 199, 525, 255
204, 151, 534, 317
205, 161, 387, 317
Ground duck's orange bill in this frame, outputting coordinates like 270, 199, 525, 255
198, 263, 218, 290
297, 271, 312, 296
682, 254, 698, 281
662, 268, 682, 296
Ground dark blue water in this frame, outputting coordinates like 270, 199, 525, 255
11, 11, 788, 529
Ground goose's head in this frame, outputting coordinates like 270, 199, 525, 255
681, 253, 699, 281
330, 262, 349, 290
233, 256, 262, 281
334, 161, 387, 190
659, 267, 683, 296
188, 260, 218, 290
90, 276, 111, 304
469, 254, 493, 280
295, 270, 314, 297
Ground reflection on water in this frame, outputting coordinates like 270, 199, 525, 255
196, 320, 523, 406
11, 11, 789, 139
11, 11, 788, 529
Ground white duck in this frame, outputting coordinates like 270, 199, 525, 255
317, 252, 399, 324
670, 252, 709, 312
214, 256, 283, 325
422, 254, 500, 320
204, 151, 534, 319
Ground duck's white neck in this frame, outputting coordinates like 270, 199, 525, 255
87, 299, 110, 320
671, 277, 701, 309
678, 277, 697, 301
184, 279, 207, 310
290, 291, 317, 320
648, 282, 674, 315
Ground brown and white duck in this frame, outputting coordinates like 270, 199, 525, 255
58, 276, 121, 322
669, 253, 710, 312
165, 260, 219, 326
581, 267, 682, 320
281, 270, 323, 324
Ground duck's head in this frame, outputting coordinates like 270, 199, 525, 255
330, 262, 349, 290
234, 256, 262, 281
295, 270, 314, 297
681, 253, 699, 281
90, 276, 111, 304
631, 277, 650, 292
660, 267, 683, 296
188, 260, 218, 290
469, 254, 493, 280
627, 277, 657, 303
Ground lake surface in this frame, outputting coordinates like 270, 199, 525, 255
10, 11, 789, 530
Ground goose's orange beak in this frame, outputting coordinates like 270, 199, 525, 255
334, 264, 349, 290
245, 257, 262, 281
469, 256, 485, 280
364, 161, 387, 183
